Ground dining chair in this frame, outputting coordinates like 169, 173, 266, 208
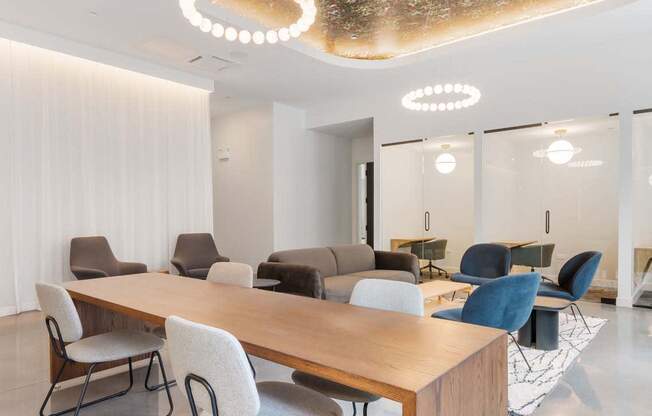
410, 239, 448, 279
451, 243, 511, 286
207, 262, 254, 288
70, 236, 147, 280
536, 251, 602, 333
165, 315, 343, 416
432, 273, 540, 371
171, 233, 230, 278
35, 283, 173, 416
292, 279, 424, 416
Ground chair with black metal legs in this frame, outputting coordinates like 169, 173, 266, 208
35, 283, 174, 416
165, 315, 343, 416
292, 279, 424, 416
432, 273, 540, 371
410, 239, 449, 279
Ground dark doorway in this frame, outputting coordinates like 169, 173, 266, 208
366, 162, 374, 249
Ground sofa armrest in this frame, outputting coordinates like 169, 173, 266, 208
374, 251, 420, 284
170, 257, 188, 276
215, 255, 230, 263
118, 261, 148, 275
71, 266, 109, 280
257, 262, 325, 299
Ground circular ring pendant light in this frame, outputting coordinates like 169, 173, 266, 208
179, 0, 317, 45
402, 83, 481, 112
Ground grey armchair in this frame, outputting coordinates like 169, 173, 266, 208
511, 244, 555, 272
171, 233, 229, 279
70, 236, 147, 280
410, 239, 448, 279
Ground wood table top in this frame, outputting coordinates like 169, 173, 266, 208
64, 273, 505, 400
493, 240, 537, 249
419, 280, 471, 300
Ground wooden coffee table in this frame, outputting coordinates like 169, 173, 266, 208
419, 280, 472, 316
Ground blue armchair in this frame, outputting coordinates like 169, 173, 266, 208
537, 251, 602, 333
433, 273, 540, 370
451, 243, 511, 286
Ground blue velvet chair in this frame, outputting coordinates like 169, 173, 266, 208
433, 273, 540, 370
451, 243, 511, 286
537, 251, 602, 333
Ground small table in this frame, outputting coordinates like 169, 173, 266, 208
419, 280, 472, 316
518, 296, 571, 351
253, 278, 281, 291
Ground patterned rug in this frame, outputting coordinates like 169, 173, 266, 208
508, 313, 607, 415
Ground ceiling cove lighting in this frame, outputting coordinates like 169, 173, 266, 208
532, 129, 582, 165
179, 0, 316, 45
402, 84, 481, 112
435, 144, 457, 174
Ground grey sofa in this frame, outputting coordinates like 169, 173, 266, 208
257, 244, 419, 303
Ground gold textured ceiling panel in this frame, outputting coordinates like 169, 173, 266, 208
211, 0, 600, 60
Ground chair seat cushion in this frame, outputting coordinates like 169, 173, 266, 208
291, 371, 381, 403
451, 273, 494, 286
187, 268, 210, 278
66, 330, 164, 363
431, 308, 463, 322
537, 282, 576, 301
257, 381, 343, 416
351, 269, 416, 284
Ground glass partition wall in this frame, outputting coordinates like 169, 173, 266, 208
633, 112, 652, 306
484, 116, 619, 283
380, 134, 474, 281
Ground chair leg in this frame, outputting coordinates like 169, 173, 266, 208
153, 351, 175, 416
246, 353, 257, 378
363, 402, 369, 416
39, 360, 68, 416
145, 351, 177, 391
509, 333, 532, 372
571, 303, 591, 334
46, 359, 134, 416
352, 402, 357, 415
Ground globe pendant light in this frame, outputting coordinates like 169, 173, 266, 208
546, 130, 575, 165
435, 144, 456, 174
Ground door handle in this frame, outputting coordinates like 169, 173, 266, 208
425, 211, 431, 232
545, 210, 550, 234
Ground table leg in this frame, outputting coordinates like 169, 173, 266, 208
518, 312, 535, 348
534, 310, 559, 351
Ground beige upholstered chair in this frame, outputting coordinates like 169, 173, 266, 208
70, 236, 147, 280
292, 279, 424, 415
207, 262, 254, 288
165, 316, 343, 416
35, 283, 172, 416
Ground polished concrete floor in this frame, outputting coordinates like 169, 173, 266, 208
0, 302, 650, 416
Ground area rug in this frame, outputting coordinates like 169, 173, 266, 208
507, 313, 607, 415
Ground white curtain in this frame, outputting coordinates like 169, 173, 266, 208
0, 39, 213, 316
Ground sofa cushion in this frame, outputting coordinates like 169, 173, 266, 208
350, 270, 416, 284
187, 268, 210, 278
324, 275, 363, 303
269, 248, 338, 278
329, 244, 376, 275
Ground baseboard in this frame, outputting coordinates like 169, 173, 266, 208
0, 306, 17, 318
0, 302, 40, 318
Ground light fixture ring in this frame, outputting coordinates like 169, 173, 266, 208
179, 0, 316, 45
402, 83, 481, 112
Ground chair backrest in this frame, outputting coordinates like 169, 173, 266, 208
511, 244, 555, 268
35, 283, 83, 342
70, 236, 120, 276
207, 262, 254, 288
411, 239, 447, 261
460, 243, 511, 278
461, 273, 540, 333
166, 316, 260, 416
268, 247, 338, 278
557, 251, 602, 300
174, 234, 221, 270
350, 279, 424, 317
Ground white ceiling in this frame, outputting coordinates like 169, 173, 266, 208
311, 117, 373, 139
0, 0, 650, 120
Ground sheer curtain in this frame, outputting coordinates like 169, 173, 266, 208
0, 39, 213, 316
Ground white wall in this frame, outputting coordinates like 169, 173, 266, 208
212, 103, 353, 270
211, 105, 275, 269
273, 103, 352, 250
633, 112, 652, 289
0, 38, 213, 316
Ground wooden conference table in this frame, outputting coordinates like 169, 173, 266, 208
57, 274, 507, 416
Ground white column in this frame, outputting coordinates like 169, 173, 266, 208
617, 111, 634, 308
473, 130, 486, 243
